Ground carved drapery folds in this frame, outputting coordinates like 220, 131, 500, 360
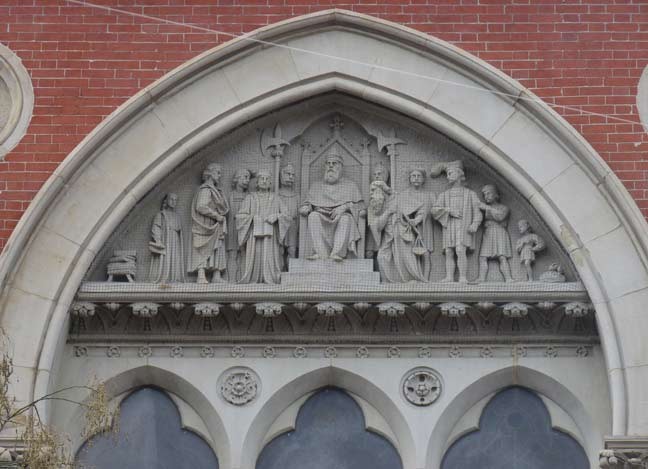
90, 107, 577, 287
73, 100, 593, 352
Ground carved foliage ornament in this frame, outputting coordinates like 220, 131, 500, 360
132, 302, 159, 318
71, 302, 96, 318
220, 368, 259, 406
402, 368, 442, 406
194, 303, 221, 317
439, 302, 467, 317
256, 302, 283, 317
316, 302, 344, 317
378, 303, 406, 317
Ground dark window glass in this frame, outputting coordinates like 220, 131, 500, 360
256, 387, 402, 469
76, 386, 219, 469
442, 386, 588, 469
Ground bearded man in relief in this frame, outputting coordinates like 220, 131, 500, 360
189, 163, 230, 284
299, 151, 366, 261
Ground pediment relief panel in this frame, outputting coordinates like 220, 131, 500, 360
75, 94, 592, 343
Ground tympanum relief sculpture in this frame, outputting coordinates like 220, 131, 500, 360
92, 104, 577, 287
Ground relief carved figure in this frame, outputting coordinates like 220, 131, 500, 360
516, 219, 546, 281
400, 168, 435, 279
227, 168, 252, 282
365, 161, 390, 259
368, 180, 427, 283
149, 193, 185, 283
189, 163, 230, 284
430, 161, 483, 283
477, 184, 513, 282
300, 152, 366, 261
278, 163, 299, 259
236, 170, 291, 284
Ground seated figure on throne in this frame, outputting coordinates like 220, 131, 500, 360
299, 152, 366, 261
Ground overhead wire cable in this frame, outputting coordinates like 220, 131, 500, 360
65, 0, 645, 131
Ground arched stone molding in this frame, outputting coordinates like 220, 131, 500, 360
426, 366, 602, 469
638, 65, 648, 134
0, 8, 647, 440
446, 391, 586, 450
55, 365, 231, 468
0, 43, 34, 159
240, 366, 416, 469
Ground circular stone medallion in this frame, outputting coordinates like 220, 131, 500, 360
402, 367, 442, 406
219, 367, 259, 406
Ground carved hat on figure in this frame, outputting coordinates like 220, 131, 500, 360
325, 150, 345, 166
429, 160, 465, 180
372, 161, 390, 183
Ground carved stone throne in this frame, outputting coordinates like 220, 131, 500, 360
283, 115, 380, 285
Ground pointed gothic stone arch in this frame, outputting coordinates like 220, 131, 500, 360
241, 366, 416, 469
57, 365, 231, 467
0, 9, 646, 453
427, 366, 602, 468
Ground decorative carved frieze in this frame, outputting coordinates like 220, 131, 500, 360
194, 303, 222, 317
502, 302, 529, 318
68, 297, 598, 345
439, 302, 467, 318
564, 302, 591, 318
70, 343, 594, 360
316, 302, 344, 317
378, 302, 406, 317
600, 438, 648, 469
255, 302, 283, 317
131, 302, 159, 318
71, 302, 96, 318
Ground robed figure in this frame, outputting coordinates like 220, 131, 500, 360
149, 193, 185, 283
278, 163, 299, 259
399, 168, 435, 279
227, 168, 252, 282
300, 152, 365, 261
189, 163, 230, 284
368, 181, 428, 283
236, 171, 291, 284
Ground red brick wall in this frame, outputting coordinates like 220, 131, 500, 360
0, 0, 646, 251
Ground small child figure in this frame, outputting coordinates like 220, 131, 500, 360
515, 219, 546, 281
